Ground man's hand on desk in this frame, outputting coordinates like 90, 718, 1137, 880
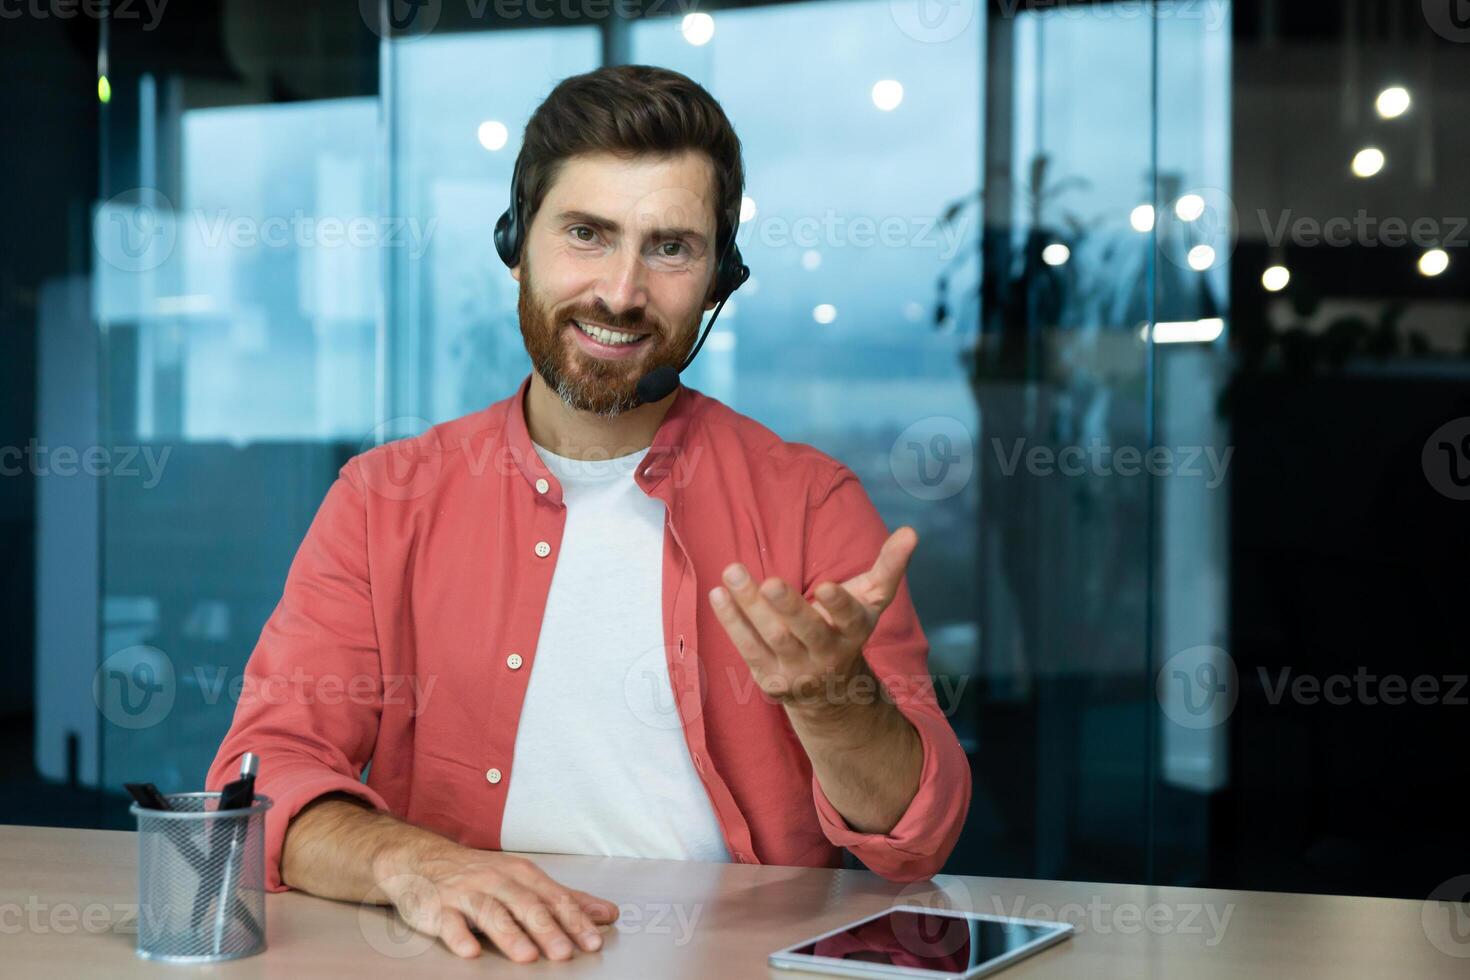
283, 794, 618, 964
709, 527, 925, 834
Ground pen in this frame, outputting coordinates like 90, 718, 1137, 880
212, 752, 258, 955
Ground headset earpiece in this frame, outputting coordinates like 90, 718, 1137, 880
494, 153, 525, 268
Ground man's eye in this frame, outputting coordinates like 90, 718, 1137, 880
571, 226, 597, 243
658, 241, 686, 257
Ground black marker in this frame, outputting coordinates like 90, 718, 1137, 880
124, 782, 173, 812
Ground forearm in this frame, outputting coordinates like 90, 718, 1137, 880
281, 793, 456, 902
783, 658, 924, 834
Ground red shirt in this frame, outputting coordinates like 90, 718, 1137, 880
207, 373, 971, 890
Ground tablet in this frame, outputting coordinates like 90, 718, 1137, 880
768, 905, 1074, 979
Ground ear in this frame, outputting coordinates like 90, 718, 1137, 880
703, 267, 720, 311
509, 264, 521, 283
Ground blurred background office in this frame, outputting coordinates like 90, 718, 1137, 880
2, 0, 1466, 902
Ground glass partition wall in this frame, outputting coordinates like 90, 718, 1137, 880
76, 0, 1202, 885
72, 0, 1466, 898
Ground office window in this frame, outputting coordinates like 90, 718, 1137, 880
633, 1, 985, 735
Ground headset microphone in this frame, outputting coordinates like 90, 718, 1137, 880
494, 149, 751, 405
635, 233, 747, 403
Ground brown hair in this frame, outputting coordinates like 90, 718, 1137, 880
517, 64, 745, 264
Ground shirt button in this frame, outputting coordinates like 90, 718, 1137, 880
506, 653, 523, 670
486, 768, 502, 784
535, 478, 549, 494
534, 541, 551, 558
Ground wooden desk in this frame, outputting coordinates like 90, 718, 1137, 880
2, 825, 1463, 977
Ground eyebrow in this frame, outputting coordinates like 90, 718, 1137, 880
554, 209, 709, 250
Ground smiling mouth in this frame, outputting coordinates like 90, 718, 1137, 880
568, 319, 652, 347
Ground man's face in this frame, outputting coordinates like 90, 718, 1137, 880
512, 150, 722, 416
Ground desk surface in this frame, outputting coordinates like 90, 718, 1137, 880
2, 825, 1463, 977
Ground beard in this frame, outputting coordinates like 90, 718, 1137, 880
517, 254, 701, 418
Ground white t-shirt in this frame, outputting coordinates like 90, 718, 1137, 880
497, 439, 732, 863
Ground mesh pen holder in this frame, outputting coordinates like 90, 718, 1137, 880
130, 792, 273, 963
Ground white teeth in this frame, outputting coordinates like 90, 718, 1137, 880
573, 320, 645, 346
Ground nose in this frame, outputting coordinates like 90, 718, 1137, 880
594, 242, 650, 322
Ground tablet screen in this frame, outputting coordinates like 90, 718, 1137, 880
784, 908, 1067, 974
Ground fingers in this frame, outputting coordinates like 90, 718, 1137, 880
393, 857, 620, 964
530, 881, 606, 952
486, 879, 581, 961
570, 888, 621, 924
458, 894, 539, 964
435, 907, 483, 959
508, 863, 617, 946
868, 527, 918, 609
709, 582, 777, 669
812, 582, 869, 643
716, 565, 832, 659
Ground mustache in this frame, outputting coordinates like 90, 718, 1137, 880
563, 310, 659, 334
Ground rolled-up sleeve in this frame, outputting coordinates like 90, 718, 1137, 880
801, 464, 972, 882
205, 458, 390, 892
